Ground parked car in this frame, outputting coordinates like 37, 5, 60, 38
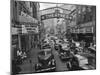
66, 54, 89, 70
54, 43, 61, 51
35, 49, 56, 72
67, 56, 84, 71
59, 42, 70, 53
59, 49, 73, 61
74, 54, 88, 69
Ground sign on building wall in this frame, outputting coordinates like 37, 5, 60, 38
79, 28, 85, 33
41, 13, 72, 20
25, 25, 38, 33
41, 9, 72, 20
71, 26, 93, 33
85, 27, 93, 33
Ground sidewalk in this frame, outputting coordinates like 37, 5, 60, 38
18, 48, 40, 74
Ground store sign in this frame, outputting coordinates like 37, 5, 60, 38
26, 26, 38, 33
20, 24, 39, 34
80, 21, 94, 27
74, 29, 79, 33
41, 12, 72, 20
79, 28, 85, 33
71, 27, 93, 33
85, 27, 93, 33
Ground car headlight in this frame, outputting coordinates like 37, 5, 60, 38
52, 59, 55, 65
61, 53, 64, 55
48, 61, 51, 65
36, 63, 42, 67
48, 59, 55, 66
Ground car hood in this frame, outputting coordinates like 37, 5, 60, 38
38, 54, 51, 60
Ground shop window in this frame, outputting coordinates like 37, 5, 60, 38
12, 35, 18, 45
15, 1, 17, 7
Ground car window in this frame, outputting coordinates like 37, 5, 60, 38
38, 50, 51, 56
38, 51, 45, 56
43, 41, 47, 43
46, 51, 51, 55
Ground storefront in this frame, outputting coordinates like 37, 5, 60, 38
20, 23, 39, 51
71, 21, 95, 43
15, 12, 40, 51
11, 27, 19, 60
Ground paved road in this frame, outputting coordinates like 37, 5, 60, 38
18, 47, 68, 73
17, 47, 95, 74
18, 48, 39, 73
52, 49, 68, 71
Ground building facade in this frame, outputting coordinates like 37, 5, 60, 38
39, 5, 72, 38
68, 5, 96, 43
11, 0, 40, 60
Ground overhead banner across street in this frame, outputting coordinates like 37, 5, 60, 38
41, 12, 72, 20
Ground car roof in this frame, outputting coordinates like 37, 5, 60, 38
39, 49, 51, 52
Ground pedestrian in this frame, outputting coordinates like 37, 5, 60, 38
29, 58, 32, 64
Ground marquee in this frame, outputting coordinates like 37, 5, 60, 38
41, 9, 73, 20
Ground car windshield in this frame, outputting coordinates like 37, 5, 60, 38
46, 51, 51, 55
43, 41, 47, 43
38, 50, 51, 56
38, 51, 45, 56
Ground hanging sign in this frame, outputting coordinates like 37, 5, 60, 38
41, 10, 72, 20
85, 27, 93, 33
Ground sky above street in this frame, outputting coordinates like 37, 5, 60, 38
40, 3, 75, 11
40, 3, 63, 10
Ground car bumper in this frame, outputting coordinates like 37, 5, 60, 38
35, 67, 56, 72
60, 56, 71, 61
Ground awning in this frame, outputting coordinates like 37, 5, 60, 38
12, 13, 39, 26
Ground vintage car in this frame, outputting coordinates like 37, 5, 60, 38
67, 56, 84, 71
35, 49, 56, 72
59, 43, 71, 60
59, 49, 73, 61
59, 43, 70, 53
74, 54, 88, 69
54, 43, 61, 51
65, 54, 88, 70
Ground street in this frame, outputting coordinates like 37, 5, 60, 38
17, 46, 95, 74
18, 48, 39, 73
52, 49, 68, 71
11, 1, 96, 74
18, 47, 69, 73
